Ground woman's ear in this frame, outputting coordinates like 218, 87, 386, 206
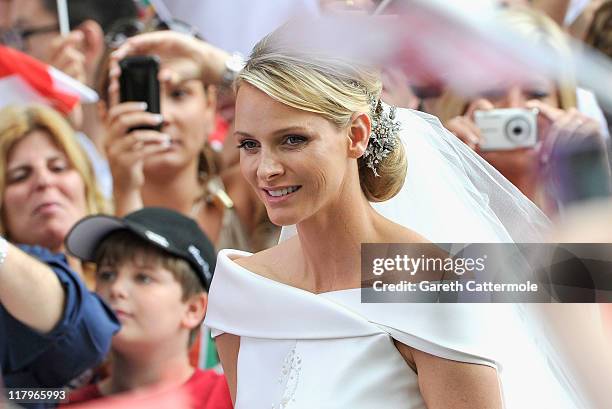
182, 292, 208, 330
347, 112, 371, 159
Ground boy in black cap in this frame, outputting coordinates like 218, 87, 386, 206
63, 207, 232, 408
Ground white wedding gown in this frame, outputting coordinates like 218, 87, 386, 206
205, 249, 578, 409
205, 109, 580, 408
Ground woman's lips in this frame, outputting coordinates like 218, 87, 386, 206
33, 202, 61, 216
261, 186, 302, 204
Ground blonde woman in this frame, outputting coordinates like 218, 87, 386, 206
0, 104, 118, 390
0, 104, 107, 278
111, 26, 583, 408
436, 7, 610, 214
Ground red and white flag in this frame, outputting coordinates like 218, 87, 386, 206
0, 45, 98, 115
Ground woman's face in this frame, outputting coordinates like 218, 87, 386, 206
2, 129, 88, 252
144, 57, 216, 175
471, 79, 560, 110
235, 84, 352, 226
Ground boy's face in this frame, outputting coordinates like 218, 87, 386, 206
95, 256, 195, 350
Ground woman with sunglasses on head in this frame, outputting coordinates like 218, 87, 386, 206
99, 23, 278, 254
436, 6, 611, 215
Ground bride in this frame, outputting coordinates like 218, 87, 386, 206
110, 23, 586, 409
204, 30, 572, 408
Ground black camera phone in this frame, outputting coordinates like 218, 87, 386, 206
119, 55, 161, 131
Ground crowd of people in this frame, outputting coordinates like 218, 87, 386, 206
1, 0, 612, 408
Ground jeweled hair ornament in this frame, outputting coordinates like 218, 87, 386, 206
350, 81, 401, 177
364, 99, 401, 177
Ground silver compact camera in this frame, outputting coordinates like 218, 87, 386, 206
474, 108, 538, 151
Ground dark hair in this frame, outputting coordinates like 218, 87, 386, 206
94, 230, 205, 346
42, 0, 138, 33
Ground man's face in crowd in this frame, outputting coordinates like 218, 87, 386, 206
8, 0, 60, 62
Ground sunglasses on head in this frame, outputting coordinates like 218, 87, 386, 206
104, 17, 201, 49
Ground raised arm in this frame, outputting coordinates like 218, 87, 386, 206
1, 241, 120, 388
0, 239, 65, 333
109, 31, 231, 97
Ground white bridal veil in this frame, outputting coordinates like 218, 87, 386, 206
279, 108, 582, 408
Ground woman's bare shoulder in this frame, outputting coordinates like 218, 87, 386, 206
233, 236, 300, 283
384, 221, 431, 244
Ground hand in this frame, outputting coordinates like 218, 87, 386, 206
449, 98, 540, 200
445, 116, 482, 150
525, 100, 605, 165
444, 99, 494, 150
104, 101, 170, 201
48, 31, 87, 130
109, 31, 231, 92
49, 30, 87, 84
528, 100, 611, 206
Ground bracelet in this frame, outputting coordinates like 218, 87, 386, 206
222, 52, 246, 87
0, 236, 7, 267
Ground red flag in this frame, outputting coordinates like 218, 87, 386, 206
0, 45, 97, 115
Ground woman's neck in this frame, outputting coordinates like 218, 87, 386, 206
102, 343, 194, 396
141, 163, 203, 215
295, 178, 384, 293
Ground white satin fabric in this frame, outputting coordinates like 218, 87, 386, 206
205, 249, 577, 409
206, 250, 499, 408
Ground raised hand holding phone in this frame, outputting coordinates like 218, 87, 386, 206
119, 55, 162, 131
105, 55, 171, 216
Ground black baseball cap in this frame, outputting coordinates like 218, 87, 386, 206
65, 207, 216, 290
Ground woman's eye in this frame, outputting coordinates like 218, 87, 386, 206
170, 88, 189, 100
237, 140, 259, 151
50, 162, 68, 173
479, 90, 506, 100
285, 135, 307, 146
6, 170, 28, 183
527, 90, 550, 100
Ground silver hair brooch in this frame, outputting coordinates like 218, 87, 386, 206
362, 91, 401, 177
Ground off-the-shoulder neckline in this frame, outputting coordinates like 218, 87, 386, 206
219, 249, 361, 296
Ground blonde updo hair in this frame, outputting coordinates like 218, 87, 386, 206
237, 28, 406, 202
